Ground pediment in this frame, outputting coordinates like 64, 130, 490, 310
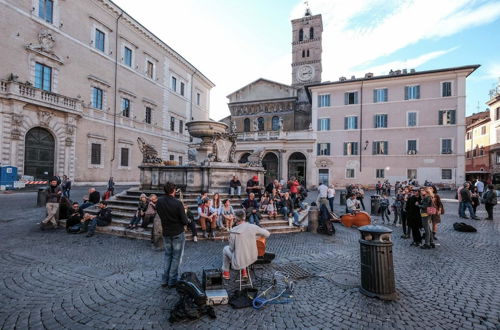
227, 78, 296, 103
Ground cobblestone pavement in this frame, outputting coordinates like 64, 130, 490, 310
0, 190, 499, 329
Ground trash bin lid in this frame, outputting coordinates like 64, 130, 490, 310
358, 224, 392, 234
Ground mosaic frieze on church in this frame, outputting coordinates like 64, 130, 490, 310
230, 101, 295, 116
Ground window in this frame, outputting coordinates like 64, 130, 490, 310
91, 143, 101, 165
170, 117, 175, 131
318, 169, 329, 185
372, 141, 388, 155
120, 148, 129, 167
405, 85, 420, 100
376, 169, 385, 179
34, 62, 52, 91
317, 143, 330, 156
407, 112, 417, 127
124, 47, 132, 67
318, 118, 330, 131
479, 147, 485, 156
343, 142, 358, 156
146, 61, 154, 79
299, 29, 303, 41
196, 93, 201, 106
302, 50, 305, 58
442, 82, 452, 97
318, 94, 330, 107
442, 169, 452, 180
373, 88, 388, 103
466, 151, 471, 158
121, 98, 130, 117
407, 140, 417, 154
344, 116, 358, 130
169, 155, 175, 161
179, 120, 184, 134
438, 110, 456, 125
466, 132, 472, 140
306, 50, 310, 57
145, 107, 152, 124
257, 117, 264, 131
346, 168, 355, 179
171, 76, 177, 91
38, 0, 53, 23
374, 114, 388, 128
272, 116, 280, 131
496, 107, 500, 121
441, 139, 453, 154
92, 87, 103, 110
243, 118, 250, 132
481, 126, 486, 135
344, 91, 358, 105
179, 156, 183, 165
95, 29, 105, 52
309, 27, 314, 39
496, 152, 500, 164
407, 169, 417, 180
180, 82, 185, 96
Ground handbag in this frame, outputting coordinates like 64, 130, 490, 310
426, 207, 437, 215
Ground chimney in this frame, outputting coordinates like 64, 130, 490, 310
339, 76, 346, 81
410, 68, 416, 73
365, 72, 374, 78
402, 69, 407, 74
350, 75, 356, 80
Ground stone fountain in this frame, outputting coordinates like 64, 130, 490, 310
139, 120, 265, 193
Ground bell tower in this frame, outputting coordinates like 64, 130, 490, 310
291, 7, 323, 86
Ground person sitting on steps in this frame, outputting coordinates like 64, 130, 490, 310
280, 192, 300, 227
198, 199, 217, 239
222, 210, 270, 280
80, 200, 112, 237
229, 176, 242, 198
242, 193, 262, 226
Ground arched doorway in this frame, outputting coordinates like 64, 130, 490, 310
288, 152, 306, 186
24, 127, 55, 180
238, 152, 251, 164
262, 152, 279, 186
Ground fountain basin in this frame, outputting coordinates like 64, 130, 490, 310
186, 120, 228, 139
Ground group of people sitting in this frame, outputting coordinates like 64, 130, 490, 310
39, 178, 112, 237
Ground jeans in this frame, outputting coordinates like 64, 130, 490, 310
230, 186, 241, 196
421, 216, 434, 246
463, 202, 476, 218
401, 211, 408, 235
281, 207, 299, 225
248, 213, 260, 226
379, 207, 390, 222
63, 189, 71, 199
187, 220, 198, 237
162, 232, 185, 286
485, 204, 494, 219
458, 202, 465, 217
393, 207, 402, 224
222, 245, 233, 272
86, 216, 109, 234
328, 197, 335, 212
141, 214, 155, 228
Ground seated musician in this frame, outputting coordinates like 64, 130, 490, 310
222, 210, 270, 280
346, 193, 361, 214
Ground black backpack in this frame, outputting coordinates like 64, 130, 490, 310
453, 222, 477, 232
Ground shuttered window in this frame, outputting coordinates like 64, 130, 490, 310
91, 143, 101, 165
120, 148, 129, 167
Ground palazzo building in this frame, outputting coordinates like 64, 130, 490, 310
0, 0, 213, 184
224, 8, 322, 188
465, 110, 490, 182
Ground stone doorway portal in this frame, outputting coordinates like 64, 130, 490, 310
262, 152, 279, 186
24, 127, 55, 180
288, 152, 306, 186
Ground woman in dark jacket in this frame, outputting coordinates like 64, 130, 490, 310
418, 187, 435, 249
405, 189, 422, 246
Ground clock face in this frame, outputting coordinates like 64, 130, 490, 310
297, 65, 314, 82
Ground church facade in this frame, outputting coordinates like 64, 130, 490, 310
225, 9, 322, 188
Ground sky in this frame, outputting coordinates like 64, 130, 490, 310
113, 0, 500, 120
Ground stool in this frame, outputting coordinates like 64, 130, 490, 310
236, 267, 253, 291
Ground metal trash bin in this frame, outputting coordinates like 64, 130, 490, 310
340, 191, 347, 205
370, 195, 381, 215
358, 225, 398, 300
308, 205, 319, 233
37, 188, 46, 207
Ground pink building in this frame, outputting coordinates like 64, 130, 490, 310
307, 65, 479, 188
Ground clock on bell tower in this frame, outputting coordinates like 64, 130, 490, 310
291, 8, 323, 86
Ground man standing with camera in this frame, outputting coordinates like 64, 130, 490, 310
156, 182, 188, 288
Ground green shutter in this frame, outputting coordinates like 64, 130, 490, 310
438, 111, 443, 125
354, 92, 358, 104
372, 142, 376, 155
384, 88, 388, 102
317, 144, 320, 156
384, 141, 388, 155
344, 93, 349, 105
343, 143, 347, 155
344, 117, 348, 130
416, 86, 420, 99
404, 86, 409, 100
450, 110, 456, 125
373, 90, 377, 103
327, 143, 330, 155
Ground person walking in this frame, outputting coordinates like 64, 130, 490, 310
475, 178, 484, 197
327, 184, 336, 213
40, 178, 62, 229
392, 189, 404, 226
107, 177, 115, 196
156, 182, 188, 288
418, 187, 435, 249
378, 194, 390, 224
317, 182, 329, 210
482, 184, 497, 220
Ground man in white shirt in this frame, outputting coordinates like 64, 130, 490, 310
475, 179, 484, 196
317, 182, 329, 209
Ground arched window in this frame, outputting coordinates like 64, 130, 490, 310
258, 117, 264, 131
272, 116, 280, 131
302, 50, 305, 58
299, 29, 303, 41
309, 27, 314, 39
306, 49, 310, 57
243, 118, 250, 132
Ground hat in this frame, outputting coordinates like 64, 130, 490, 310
253, 176, 258, 181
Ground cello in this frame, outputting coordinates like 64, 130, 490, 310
340, 211, 371, 228
256, 236, 266, 257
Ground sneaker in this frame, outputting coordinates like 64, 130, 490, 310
430, 243, 436, 248
211, 231, 216, 239
193, 236, 198, 242
203, 231, 208, 239
223, 271, 230, 280
241, 269, 248, 278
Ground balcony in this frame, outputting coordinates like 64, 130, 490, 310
0, 80, 83, 114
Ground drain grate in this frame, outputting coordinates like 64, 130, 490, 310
320, 272, 359, 289
273, 263, 313, 280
